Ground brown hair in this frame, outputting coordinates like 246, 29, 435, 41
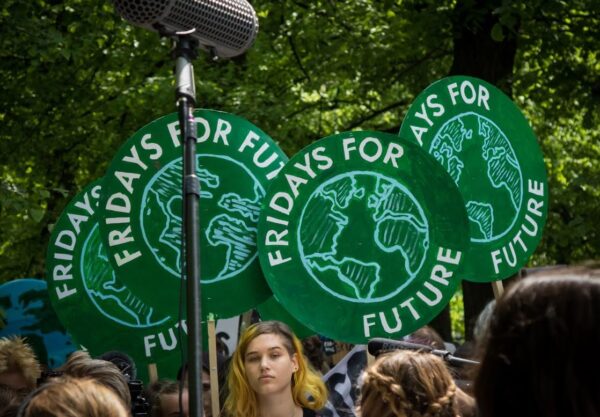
0, 337, 41, 390
475, 271, 600, 417
359, 350, 457, 417
21, 377, 129, 417
404, 326, 446, 350
147, 380, 181, 417
58, 351, 131, 409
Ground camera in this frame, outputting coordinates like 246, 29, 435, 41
128, 379, 151, 417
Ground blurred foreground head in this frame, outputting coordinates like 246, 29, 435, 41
359, 350, 458, 417
19, 377, 129, 417
0, 337, 41, 391
475, 267, 600, 417
58, 351, 131, 409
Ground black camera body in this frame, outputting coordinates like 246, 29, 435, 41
129, 379, 151, 417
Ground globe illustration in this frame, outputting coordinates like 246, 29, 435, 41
81, 224, 169, 328
0, 279, 76, 368
429, 112, 523, 243
297, 172, 429, 303
141, 154, 264, 283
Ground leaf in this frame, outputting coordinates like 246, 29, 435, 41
29, 208, 45, 223
491, 23, 505, 42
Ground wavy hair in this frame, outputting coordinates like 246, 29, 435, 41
359, 350, 457, 417
224, 321, 327, 417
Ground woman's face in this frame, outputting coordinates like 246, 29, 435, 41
244, 333, 298, 398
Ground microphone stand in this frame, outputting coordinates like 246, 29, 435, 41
175, 35, 203, 417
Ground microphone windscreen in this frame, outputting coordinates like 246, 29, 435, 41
98, 350, 137, 381
112, 0, 259, 58
367, 338, 434, 357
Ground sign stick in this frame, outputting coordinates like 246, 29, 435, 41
491, 280, 505, 300
147, 363, 158, 384
208, 317, 220, 417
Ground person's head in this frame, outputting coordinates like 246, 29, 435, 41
0, 383, 26, 415
19, 377, 129, 417
359, 350, 458, 417
0, 337, 41, 391
224, 320, 327, 417
472, 300, 496, 348
302, 335, 329, 374
58, 351, 131, 410
404, 325, 446, 350
148, 380, 188, 417
175, 351, 227, 417
475, 270, 600, 417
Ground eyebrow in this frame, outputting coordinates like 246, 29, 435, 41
245, 346, 284, 357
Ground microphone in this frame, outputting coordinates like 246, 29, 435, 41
367, 338, 479, 367
111, 0, 259, 58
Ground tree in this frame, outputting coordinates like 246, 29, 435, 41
1, 0, 598, 342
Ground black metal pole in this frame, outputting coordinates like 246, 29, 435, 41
175, 35, 203, 417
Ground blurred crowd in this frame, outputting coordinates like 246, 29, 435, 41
0, 265, 598, 417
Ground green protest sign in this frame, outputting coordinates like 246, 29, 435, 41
99, 110, 288, 319
46, 180, 185, 381
256, 297, 314, 339
258, 131, 469, 343
400, 76, 548, 282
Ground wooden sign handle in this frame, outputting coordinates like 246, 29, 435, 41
147, 363, 158, 384
491, 280, 504, 300
208, 318, 220, 417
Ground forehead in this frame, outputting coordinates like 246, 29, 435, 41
246, 333, 288, 353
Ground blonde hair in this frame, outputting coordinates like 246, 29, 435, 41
58, 351, 131, 409
21, 377, 129, 417
224, 321, 328, 417
0, 337, 41, 390
359, 351, 457, 417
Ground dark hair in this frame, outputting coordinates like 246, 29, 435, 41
475, 272, 600, 417
146, 380, 180, 417
404, 325, 446, 350
0, 384, 26, 416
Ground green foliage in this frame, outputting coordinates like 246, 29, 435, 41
450, 289, 465, 343
0, 0, 598, 285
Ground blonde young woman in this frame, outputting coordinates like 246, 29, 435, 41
224, 321, 328, 417
359, 350, 465, 417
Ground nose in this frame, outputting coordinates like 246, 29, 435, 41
260, 356, 270, 370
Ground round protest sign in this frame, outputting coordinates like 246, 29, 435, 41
0, 278, 77, 368
99, 110, 288, 319
399, 76, 548, 282
256, 297, 314, 339
258, 131, 469, 343
46, 180, 185, 382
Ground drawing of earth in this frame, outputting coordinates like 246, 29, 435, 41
429, 112, 523, 242
81, 224, 169, 328
298, 172, 430, 303
141, 154, 264, 283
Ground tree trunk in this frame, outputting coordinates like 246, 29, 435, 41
449, 0, 519, 340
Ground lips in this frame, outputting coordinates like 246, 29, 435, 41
259, 375, 275, 381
